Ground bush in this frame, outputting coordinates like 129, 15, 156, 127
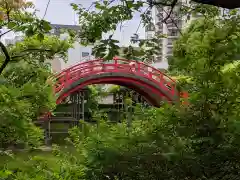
64, 101, 240, 180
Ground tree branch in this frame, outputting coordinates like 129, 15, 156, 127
162, 7, 183, 36
0, 41, 11, 75
162, 0, 178, 23
0, 46, 54, 75
4, 1, 11, 23
11, 48, 52, 59
0, 29, 13, 37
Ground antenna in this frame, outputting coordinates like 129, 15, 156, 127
73, 11, 76, 25
71, 0, 78, 25
121, 23, 128, 46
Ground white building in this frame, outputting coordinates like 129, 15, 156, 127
49, 24, 95, 73
1, 23, 95, 73
145, 0, 237, 70
146, 1, 189, 70
144, 0, 207, 70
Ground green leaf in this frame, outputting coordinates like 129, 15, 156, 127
70, 3, 78, 11
25, 26, 34, 36
42, 20, 52, 32
7, 21, 17, 29
37, 33, 44, 41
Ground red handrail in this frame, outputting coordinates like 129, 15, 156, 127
41, 58, 186, 120
54, 57, 177, 97
114, 57, 175, 82
56, 58, 174, 81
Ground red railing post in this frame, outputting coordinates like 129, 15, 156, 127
171, 84, 176, 95
101, 59, 105, 72
181, 91, 189, 106
159, 73, 164, 87
148, 67, 152, 78
137, 61, 140, 73
64, 70, 70, 88
113, 57, 118, 70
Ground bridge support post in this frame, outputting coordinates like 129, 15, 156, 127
44, 119, 51, 146
70, 90, 85, 127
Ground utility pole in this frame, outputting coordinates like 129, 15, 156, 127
121, 23, 128, 46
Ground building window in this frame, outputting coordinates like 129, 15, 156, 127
157, 7, 163, 13
82, 52, 90, 57
145, 23, 155, 32
167, 40, 173, 46
167, 20, 182, 28
156, 21, 163, 28
167, 47, 173, 55
168, 29, 178, 36
147, 34, 153, 39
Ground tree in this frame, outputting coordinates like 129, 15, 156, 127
167, 9, 240, 179
2, 1, 240, 179
0, 0, 61, 74
66, 9, 240, 180
0, 36, 71, 148
68, 0, 224, 61
0, 0, 73, 148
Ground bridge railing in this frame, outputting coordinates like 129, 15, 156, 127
54, 58, 176, 96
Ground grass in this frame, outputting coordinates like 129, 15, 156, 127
0, 146, 79, 171
0, 150, 60, 170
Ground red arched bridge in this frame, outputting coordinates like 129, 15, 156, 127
54, 57, 187, 107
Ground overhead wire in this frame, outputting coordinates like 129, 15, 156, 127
43, 0, 51, 19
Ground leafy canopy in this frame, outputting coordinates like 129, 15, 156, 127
0, 0, 73, 149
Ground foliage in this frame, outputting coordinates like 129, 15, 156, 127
0, 84, 44, 148
87, 85, 102, 117
120, 46, 144, 60
69, 0, 221, 61
107, 84, 121, 93
71, 0, 156, 60
0, 0, 73, 149
92, 35, 120, 60
44, 7, 240, 180
0, 0, 73, 74
120, 34, 163, 62
2, 1, 240, 180
0, 0, 51, 39
9, 35, 72, 63
0, 58, 55, 148
169, 9, 240, 179
72, 0, 143, 45
137, 35, 163, 62
53, 12, 240, 179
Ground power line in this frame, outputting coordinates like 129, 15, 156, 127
43, 0, 51, 19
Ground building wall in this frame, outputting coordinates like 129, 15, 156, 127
2, 24, 95, 73
50, 43, 94, 72
146, 0, 190, 70
49, 24, 95, 72
64, 41, 94, 69
51, 58, 62, 73
146, 0, 237, 70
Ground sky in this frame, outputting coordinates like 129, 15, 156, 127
32, 0, 145, 46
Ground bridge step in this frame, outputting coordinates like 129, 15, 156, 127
36, 116, 79, 123
50, 116, 79, 122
